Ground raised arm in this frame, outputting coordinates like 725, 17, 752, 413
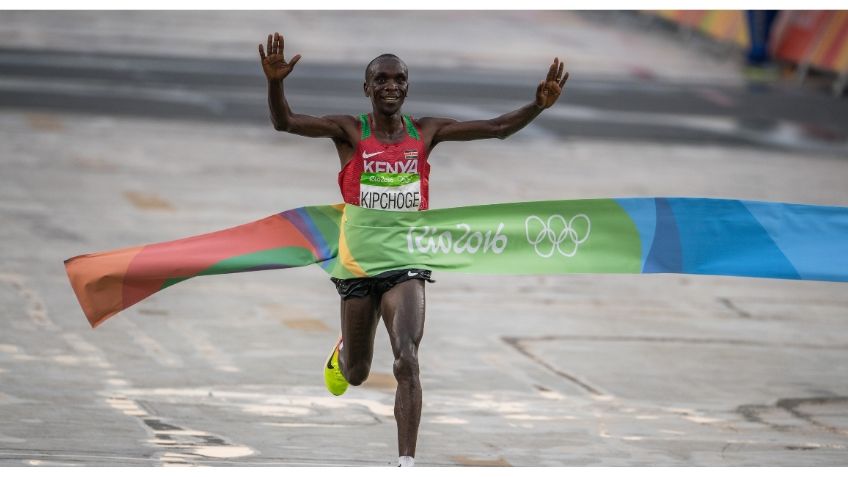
421, 58, 569, 147
259, 32, 352, 139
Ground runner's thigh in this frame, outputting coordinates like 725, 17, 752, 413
340, 295, 380, 367
380, 279, 426, 355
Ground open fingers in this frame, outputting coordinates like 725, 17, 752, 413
258, 43, 266, 60
557, 60, 564, 81
267, 34, 273, 56
546, 59, 557, 83
559, 71, 569, 88
290, 54, 302, 68
276, 32, 283, 56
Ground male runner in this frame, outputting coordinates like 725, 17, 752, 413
259, 32, 568, 466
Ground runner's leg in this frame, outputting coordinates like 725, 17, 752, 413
380, 279, 426, 457
339, 295, 380, 385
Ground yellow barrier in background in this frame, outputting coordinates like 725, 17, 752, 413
654, 10, 748, 48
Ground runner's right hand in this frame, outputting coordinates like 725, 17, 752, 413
259, 32, 301, 82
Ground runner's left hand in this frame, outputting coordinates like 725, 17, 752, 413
535, 58, 569, 109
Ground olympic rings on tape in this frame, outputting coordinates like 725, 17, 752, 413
524, 214, 591, 258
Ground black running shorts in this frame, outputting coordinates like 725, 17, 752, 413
330, 269, 434, 299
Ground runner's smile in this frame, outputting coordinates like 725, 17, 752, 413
376, 87, 405, 107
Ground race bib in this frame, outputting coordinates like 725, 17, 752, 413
359, 172, 421, 211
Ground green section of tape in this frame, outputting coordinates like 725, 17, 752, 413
339, 199, 642, 278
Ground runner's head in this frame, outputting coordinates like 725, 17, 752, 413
364, 54, 408, 115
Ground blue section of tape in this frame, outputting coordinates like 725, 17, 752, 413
668, 198, 800, 280
742, 200, 848, 282
643, 197, 683, 273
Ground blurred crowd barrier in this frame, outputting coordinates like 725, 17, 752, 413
652, 10, 749, 47
646, 10, 848, 95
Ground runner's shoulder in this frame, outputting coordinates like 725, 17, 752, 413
322, 114, 359, 141
417, 116, 458, 131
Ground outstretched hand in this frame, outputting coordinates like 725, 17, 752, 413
259, 32, 301, 82
535, 57, 569, 109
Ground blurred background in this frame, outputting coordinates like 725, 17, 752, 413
1, 11, 847, 466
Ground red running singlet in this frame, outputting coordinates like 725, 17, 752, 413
338, 113, 430, 211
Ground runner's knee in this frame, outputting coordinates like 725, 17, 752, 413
393, 346, 419, 381
345, 362, 371, 386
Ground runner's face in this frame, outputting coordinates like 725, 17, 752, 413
365, 60, 408, 115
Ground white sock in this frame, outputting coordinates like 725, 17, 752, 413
398, 456, 414, 467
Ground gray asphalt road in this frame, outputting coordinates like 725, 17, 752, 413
1, 47, 847, 154
2, 108, 848, 465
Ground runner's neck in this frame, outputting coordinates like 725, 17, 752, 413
370, 112, 406, 142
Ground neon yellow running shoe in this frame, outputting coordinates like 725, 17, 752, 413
324, 336, 348, 396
